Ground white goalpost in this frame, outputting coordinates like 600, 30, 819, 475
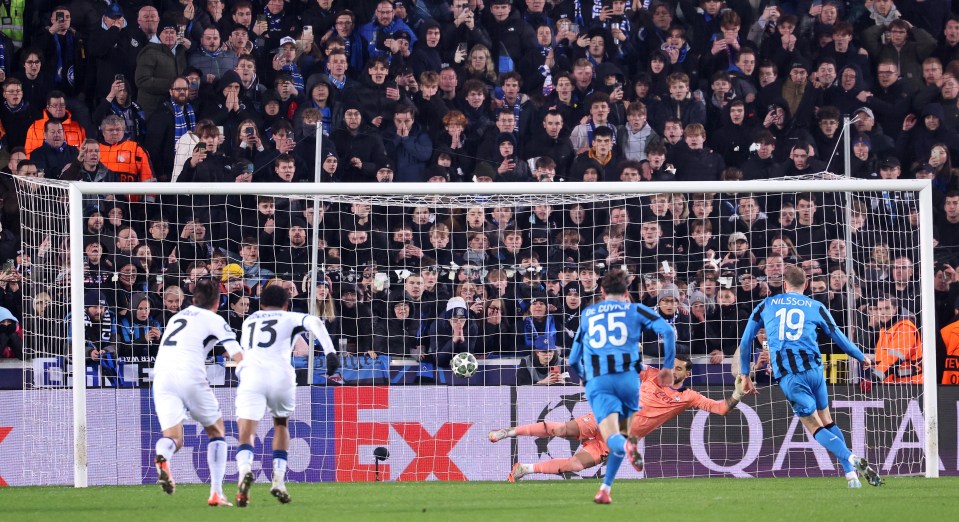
10, 178, 939, 487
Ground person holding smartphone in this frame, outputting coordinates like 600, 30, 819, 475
37, 7, 84, 97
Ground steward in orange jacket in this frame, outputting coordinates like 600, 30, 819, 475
874, 317, 923, 384
940, 320, 959, 385
24, 93, 86, 154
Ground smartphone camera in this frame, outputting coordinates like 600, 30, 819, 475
114, 74, 124, 83
56, 12, 65, 23
245, 127, 254, 136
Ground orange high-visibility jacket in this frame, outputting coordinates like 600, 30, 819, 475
875, 319, 923, 384
940, 320, 959, 385
24, 110, 86, 154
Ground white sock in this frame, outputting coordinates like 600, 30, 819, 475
236, 448, 254, 475
507, 428, 516, 437
208, 439, 227, 494
599, 483, 611, 493
845, 471, 859, 480
274, 458, 288, 481
522, 464, 533, 474
155, 437, 176, 463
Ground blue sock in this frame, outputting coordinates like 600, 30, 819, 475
603, 434, 626, 489
825, 423, 855, 473
814, 427, 852, 468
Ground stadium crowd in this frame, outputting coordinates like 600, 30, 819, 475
0, 0, 955, 385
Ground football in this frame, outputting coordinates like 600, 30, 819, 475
450, 352, 478, 378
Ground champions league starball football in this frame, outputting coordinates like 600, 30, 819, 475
450, 352, 478, 378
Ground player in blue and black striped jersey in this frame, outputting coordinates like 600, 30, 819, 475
738, 265, 884, 488
569, 269, 675, 504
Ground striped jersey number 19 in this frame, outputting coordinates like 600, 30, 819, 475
587, 311, 627, 348
775, 308, 805, 341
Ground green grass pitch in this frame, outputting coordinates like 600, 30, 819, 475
1, 477, 957, 521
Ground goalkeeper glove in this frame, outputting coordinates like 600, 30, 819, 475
326, 352, 340, 376
732, 375, 746, 401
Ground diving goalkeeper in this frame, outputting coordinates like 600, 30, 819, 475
491, 355, 749, 480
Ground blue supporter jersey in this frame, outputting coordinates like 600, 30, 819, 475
738, 292, 866, 380
569, 299, 676, 380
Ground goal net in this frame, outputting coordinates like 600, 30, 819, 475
8, 176, 937, 486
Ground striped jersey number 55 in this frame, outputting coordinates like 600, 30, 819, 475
587, 311, 627, 348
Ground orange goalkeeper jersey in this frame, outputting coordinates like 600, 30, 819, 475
628, 368, 729, 438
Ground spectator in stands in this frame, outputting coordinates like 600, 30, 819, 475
88, 5, 157, 102
35, 7, 86, 99
29, 120, 78, 178
117, 292, 162, 359
374, 298, 418, 357
863, 19, 936, 92
71, 289, 117, 368
14, 49, 53, 112
641, 283, 691, 358
935, 191, 959, 248
91, 77, 147, 144
668, 123, 725, 182
189, 26, 238, 84
0, 305, 22, 360
0, 254, 21, 317
515, 333, 569, 385
522, 294, 555, 353
650, 72, 705, 134
24, 91, 85, 155
872, 294, 923, 384
0, 79, 38, 150
236, 236, 275, 290
478, 297, 518, 357
59, 138, 120, 186
135, 17, 189, 117
568, 125, 618, 181
332, 102, 389, 183
382, 104, 432, 182
427, 297, 477, 370
146, 78, 196, 182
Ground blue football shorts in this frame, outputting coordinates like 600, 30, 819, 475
584, 371, 640, 422
778, 368, 829, 418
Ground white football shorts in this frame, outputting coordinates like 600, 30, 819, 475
235, 370, 296, 420
153, 377, 222, 431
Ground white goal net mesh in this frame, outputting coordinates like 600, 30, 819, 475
11, 175, 931, 485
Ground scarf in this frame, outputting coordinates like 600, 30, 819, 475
282, 62, 304, 92
4, 100, 27, 113
870, 6, 901, 27
53, 32, 76, 88
171, 99, 196, 149
539, 64, 554, 96
265, 8, 283, 32
328, 73, 345, 90
0, 38, 5, 75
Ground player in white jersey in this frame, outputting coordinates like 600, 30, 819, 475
152, 277, 243, 507
235, 285, 339, 507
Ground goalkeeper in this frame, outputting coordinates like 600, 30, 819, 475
491, 355, 749, 481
